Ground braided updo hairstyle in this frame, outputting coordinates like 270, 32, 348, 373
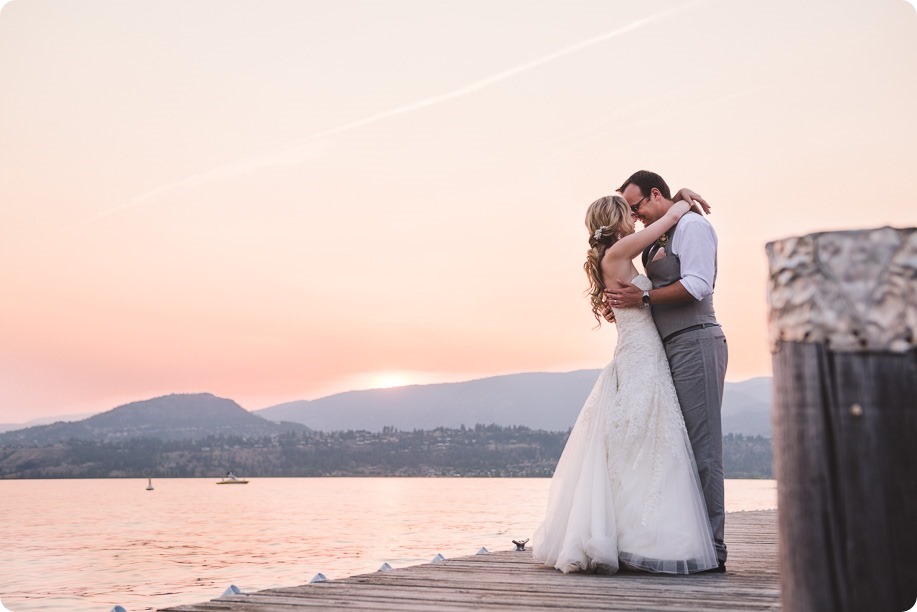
584, 194, 633, 324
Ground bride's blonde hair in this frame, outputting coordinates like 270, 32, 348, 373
584, 194, 633, 324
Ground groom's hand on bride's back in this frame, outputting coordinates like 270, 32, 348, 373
604, 280, 642, 310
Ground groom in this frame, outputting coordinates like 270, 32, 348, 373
606, 170, 728, 572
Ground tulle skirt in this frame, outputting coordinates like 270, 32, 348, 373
532, 360, 718, 574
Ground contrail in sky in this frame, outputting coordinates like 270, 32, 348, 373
88, 0, 705, 223
288, 0, 706, 143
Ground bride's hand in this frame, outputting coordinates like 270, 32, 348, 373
670, 199, 692, 219
674, 188, 711, 215
602, 304, 616, 324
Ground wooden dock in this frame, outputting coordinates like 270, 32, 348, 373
162, 509, 779, 611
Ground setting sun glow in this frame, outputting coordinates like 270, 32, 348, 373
369, 373, 413, 390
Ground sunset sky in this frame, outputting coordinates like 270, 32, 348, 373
1, 0, 915, 423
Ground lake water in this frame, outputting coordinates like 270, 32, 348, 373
0, 478, 776, 611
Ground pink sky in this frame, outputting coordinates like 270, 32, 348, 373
1, 0, 916, 422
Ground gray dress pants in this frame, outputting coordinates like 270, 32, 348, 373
663, 326, 728, 562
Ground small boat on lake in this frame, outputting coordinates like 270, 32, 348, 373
146, 478, 154, 491
217, 471, 249, 485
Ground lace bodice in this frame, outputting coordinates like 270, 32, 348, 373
609, 274, 660, 358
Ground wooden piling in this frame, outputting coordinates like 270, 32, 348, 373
766, 226, 917, 612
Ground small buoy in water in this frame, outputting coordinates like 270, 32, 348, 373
512, 539, 529, 551
476, 547, 489, 555
111, 606, 128, 612
378, 562, 393, 571
430, 553, 445, 563
221, 584, 243, 596
310, 572, 327, 583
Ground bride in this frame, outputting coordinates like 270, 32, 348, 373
532, 193, 718, 575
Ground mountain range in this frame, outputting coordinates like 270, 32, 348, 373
257, 371, 773, 436
0, 372, 772, 447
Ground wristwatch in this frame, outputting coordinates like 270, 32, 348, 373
642, 290, 651, 307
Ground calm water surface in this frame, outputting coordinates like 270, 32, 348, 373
0, 478, 776, 611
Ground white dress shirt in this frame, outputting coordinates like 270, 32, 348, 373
667, 213, 717, 301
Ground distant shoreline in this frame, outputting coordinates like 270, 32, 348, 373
0, 429, 773, 480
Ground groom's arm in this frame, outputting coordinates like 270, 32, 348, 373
671, 215, 717, 301
605, 279, 694, 309
642, 281, 695, 304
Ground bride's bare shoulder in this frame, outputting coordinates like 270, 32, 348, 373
600, 249, 631, 282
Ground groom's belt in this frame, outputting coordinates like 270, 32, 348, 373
662, 323, 721, 344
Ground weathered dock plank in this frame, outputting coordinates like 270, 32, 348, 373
161, 509, 779, 611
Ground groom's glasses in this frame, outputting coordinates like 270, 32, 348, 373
630, 197, 647, 214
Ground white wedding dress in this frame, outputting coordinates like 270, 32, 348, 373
533, 275, 718, 574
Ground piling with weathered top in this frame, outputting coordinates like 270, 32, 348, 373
766, 226, 916, 612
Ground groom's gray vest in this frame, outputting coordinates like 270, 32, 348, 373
642, 215, 718, 340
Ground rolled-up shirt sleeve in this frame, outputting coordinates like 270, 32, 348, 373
670, 215, 717, 301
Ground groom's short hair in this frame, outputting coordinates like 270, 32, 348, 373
619, 170, 671, 200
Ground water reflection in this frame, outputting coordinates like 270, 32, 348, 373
0, 478, 776, 611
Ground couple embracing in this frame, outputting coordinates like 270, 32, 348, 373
533, 170, 728, 575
